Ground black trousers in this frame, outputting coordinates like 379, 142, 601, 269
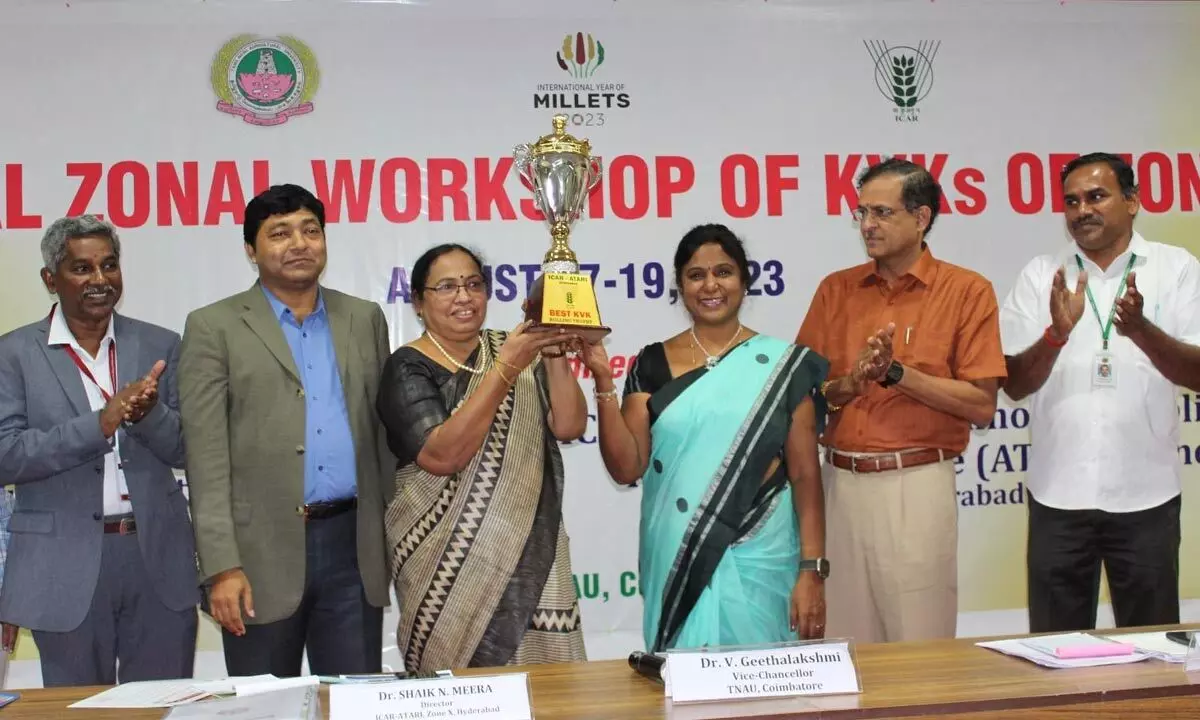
220, 509, 383, 677
1027, 493, 1180, 633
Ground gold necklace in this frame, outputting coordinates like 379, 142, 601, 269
425, 331, 484, 374
690, 324, 743, 369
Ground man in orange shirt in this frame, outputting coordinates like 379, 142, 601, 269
796, 158, 1007, 643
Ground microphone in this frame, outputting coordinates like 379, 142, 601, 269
628, 651, 666, 683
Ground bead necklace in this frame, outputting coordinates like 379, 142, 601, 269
426, 331, 484, 374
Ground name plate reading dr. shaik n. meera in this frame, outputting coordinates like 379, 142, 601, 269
329, 674, 532, 720
665, 642, 861, 704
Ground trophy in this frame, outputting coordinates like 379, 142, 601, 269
513, 114, 611, 345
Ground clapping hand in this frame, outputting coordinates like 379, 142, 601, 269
858, 323, 895, 383
123, 360, 167, 425
1049, 265, 1088, 342
1113, 271, 1147, 338
98, 360, 167, 437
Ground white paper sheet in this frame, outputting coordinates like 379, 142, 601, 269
236, 674, 320, 697
1099, 632, 1191, 663
976, 634, 1153, 669
164, 685, 319, 719
68, 674, 288, 709
67, 679, 217, 709
191, 674, 279, 696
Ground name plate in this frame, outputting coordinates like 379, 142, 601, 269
665, 642, 861, 704
329, 674, 532, 720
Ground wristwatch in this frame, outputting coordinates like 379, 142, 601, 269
799, 557, 830, 579
878, 360, 904, 388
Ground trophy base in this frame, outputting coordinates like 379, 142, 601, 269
526, 322, 613, 345
525, 272, 611, 346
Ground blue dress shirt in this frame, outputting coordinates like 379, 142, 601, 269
262, 286, 358, 504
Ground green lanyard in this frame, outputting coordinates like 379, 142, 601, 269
1075, 253, 1136, 351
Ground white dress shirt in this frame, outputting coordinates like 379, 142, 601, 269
47, 306, 132, 516
1000, 232, 1200, 512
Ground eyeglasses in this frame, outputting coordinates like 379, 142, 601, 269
851, 205, 906, 224
425, 279, 487, 298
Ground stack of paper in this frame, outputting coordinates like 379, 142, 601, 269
976, 632, 1153, 669
1099, 632, 1191, 663
163, 684, 319, 719
67, 674, 319, 709
67, 679, 220, 709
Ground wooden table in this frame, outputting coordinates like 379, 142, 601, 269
11, 627, 1200, 718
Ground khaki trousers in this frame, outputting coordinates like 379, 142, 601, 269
823, 459, 958, 644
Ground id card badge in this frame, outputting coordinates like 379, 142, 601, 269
1093, 352, 1117, 388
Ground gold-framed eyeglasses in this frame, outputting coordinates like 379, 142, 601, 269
426, 278, 488, 298
851, 205, 904, 224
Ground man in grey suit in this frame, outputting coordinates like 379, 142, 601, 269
0, 215, 198, 686
179, 184, 393, 677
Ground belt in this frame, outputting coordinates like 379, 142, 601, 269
297, 497, 357, 522
103, 516, 137, 535
825, 448, 947, 474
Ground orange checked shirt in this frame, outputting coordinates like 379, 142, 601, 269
796, 247, 1007, 455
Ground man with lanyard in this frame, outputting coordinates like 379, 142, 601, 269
1001, 152, 1200, 632
0, 215, 198, 686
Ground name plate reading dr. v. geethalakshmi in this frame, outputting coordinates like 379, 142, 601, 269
329, 674, 532, 720
665, 641, 861, 704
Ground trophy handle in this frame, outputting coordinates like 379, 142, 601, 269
588, 157, 604, 191
517, 164, 536, 192
513, 143, 536, 191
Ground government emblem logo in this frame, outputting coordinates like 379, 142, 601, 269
211, 35, 320, 126
864, 40, 939, 122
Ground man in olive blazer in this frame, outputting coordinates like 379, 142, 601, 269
178, 184, 394, 677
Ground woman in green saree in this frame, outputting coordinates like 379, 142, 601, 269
582, 224, 829, 652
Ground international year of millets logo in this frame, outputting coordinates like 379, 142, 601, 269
211, 35, 320, 126
557, 32, 605, 78
864, 40, 939, 122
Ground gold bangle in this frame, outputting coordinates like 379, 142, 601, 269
595, 388, 618, 403
494, 366, 516, 386
496, 358, 521, 374
820, 379, 843, 413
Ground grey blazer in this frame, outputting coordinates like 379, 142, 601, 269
0, 313, 199, 632
178, 284, 394, 625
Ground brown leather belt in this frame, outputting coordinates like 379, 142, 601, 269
103, 516, 137, 535
825, 448, 947, 474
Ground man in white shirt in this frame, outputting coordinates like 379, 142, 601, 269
1000, 153, 1200, 632
0, 215, 199, 686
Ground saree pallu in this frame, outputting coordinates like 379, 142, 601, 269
385, 330, 585, 672
640, 335, 827, 652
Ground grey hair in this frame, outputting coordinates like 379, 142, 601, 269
40, 215, 121, 272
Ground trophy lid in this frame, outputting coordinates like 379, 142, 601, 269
529, 114, 592, 157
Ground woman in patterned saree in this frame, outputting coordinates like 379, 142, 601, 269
376, 244, 589, 672
584, 224, 830, 652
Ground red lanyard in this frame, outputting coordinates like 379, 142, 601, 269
49, 306, 117, 401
